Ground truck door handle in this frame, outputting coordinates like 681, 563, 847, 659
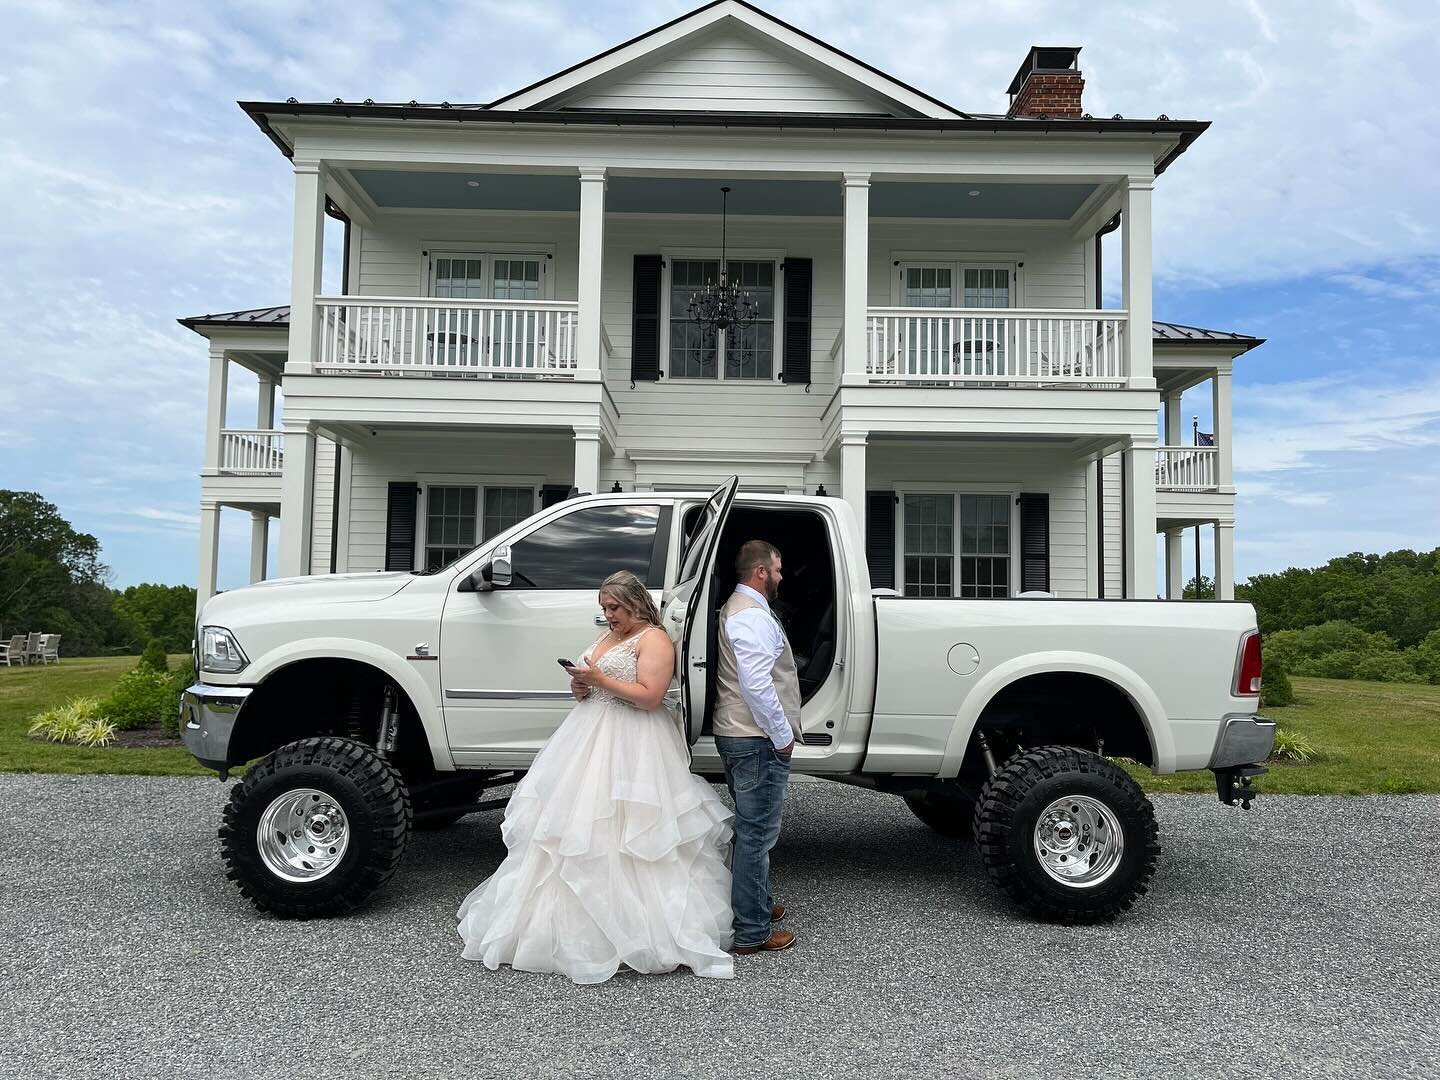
594, 614, 608, 625
692, 660, 708, 669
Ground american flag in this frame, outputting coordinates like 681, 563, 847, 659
1196, 430, 1215, 446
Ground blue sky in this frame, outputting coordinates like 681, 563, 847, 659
3, 0, 1438, 592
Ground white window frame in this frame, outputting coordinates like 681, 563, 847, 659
417, 243, 557, 300
415, 473, 545, 572
893, 484, 1020, 599
890, 252, 1023, 308
659, 247, 786, 382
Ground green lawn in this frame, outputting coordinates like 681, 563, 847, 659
0, 655, 211, 776
4, 663, 1438, 793
1130, 677, 1440, 795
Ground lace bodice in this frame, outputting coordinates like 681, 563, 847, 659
582, 627, 658, 705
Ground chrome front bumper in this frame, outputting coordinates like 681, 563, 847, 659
1209, 715, 1277, 769
180, 683, 253, 773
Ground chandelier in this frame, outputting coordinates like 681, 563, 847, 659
687, 186, 757, 334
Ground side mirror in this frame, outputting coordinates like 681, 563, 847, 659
488, 545, 513, 588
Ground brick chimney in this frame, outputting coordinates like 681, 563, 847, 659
1006, 47, 1084, 119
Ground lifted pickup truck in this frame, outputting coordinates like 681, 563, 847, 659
184, 478, 1274, 923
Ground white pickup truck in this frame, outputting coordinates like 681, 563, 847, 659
183, 478, 1274, 924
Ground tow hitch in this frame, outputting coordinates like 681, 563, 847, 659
1214, 764, 1267, 809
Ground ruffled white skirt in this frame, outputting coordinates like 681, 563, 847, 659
457, 694, 736, 983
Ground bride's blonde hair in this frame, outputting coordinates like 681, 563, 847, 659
598, 570, 663, 628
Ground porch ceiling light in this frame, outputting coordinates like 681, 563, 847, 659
687, 186, 758, 335
466, 180, 481, 188
968, 189, 981, 196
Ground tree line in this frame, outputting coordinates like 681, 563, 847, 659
1, 491, 195, 656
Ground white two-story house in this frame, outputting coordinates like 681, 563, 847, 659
182, 0, 1262, 611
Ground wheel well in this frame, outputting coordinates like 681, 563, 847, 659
229, 659, 434, 777
967, 671, 1154, 770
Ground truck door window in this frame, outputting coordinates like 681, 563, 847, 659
507, 504, 669, 589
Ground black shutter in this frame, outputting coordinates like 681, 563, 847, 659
631, 254, 662, 383
781, 258, 812, 386
866, 491, 896, 590
1019, 493, 1050, 593
540, 484, 570, 508
385, 482, 419, 571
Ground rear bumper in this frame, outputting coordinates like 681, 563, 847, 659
1208, 715, 1276, 769
180, 683, 252, 773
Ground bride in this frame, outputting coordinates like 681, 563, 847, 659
457, 569, 736, 983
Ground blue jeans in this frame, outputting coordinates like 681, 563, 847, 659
714, 734, 791, 948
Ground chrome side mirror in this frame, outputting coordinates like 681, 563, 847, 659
488, 545, 513, 588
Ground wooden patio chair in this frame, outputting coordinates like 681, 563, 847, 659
0, 635, 26, 666
38, 634, 60, 664
23, 631, 42, 664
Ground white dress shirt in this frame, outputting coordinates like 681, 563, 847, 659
725, 583, 794, 749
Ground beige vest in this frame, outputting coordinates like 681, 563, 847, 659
713, 589, 803, 742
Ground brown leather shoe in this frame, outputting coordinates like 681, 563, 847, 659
734, 930, 797, 955
771, 904, 786, 923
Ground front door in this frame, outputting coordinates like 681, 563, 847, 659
660, 476, 739, 745
438, 500, 671, 764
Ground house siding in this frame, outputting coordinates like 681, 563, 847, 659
556, 28, 895, 115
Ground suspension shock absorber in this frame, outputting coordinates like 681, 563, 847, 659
974, 729, 999, 775
377, 684, 399, 757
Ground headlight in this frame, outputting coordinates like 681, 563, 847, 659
200, 626, 249, 674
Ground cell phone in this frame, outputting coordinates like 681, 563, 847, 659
557, 658, 576, 670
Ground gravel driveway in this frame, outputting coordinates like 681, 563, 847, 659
1, 773, 1436, 1080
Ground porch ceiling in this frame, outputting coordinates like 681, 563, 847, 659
346, 169, 1098, 219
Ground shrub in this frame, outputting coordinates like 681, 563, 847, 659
1270, 725, 1316, 762
1352, 652, 1423, 683
160, 658, 198, 737
1264, 621, 1396, 673
137, 639, 169, 673
1414, 629, 1440, 685
99, 669, 176, 730
28, 697, 107, 744
1260, 658, 1294, 707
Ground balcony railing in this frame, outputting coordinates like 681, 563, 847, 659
314, 297, 583, 378
865, 308, 1127, 386
1155, 446, 1218, 491
219, 430, 284, 475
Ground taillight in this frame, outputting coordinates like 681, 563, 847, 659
1234, 630, 1262, 696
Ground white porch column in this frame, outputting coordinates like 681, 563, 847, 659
257, 375, 276, 429
1165, 528, 1185, 599
1123, 440, 1157, 598
841, 173, 871, 379
286, 163, 326, 376
278, 424, 316, 577
573, 428, 601, 496
1213, 370, 1234, 488
249, 513, 270, 584
1121, 176, 1154, 389
1214, 522, 1236, 600
576, 166, 607, 378
1163, 390, 1182, 445
839, 434, 867, 530
203, 346, 229, 472
197, 504, 221, 613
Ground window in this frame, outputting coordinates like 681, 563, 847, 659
424, 484, 535, 571
899, 262, 1012, 308
901, 493, 1011, 598
665, 258, 777, 380
508, 504, 666, 589
428, 252, 549, 370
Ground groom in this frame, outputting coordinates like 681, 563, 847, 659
713, 539, 803, 954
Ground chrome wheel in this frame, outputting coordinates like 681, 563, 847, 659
256, 788, 351, 883
1032, 794, 1125, 888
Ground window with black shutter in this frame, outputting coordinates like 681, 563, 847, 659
631, 255, 662, 383
384, 482, 418, 571
1019, 492, 1051, 593
865, 491, 895, 590
782, 258, 812, 386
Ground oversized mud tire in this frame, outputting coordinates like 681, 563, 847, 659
904, 792, 976, 837
219, 737, 412, 918
973, 745, 1159, 923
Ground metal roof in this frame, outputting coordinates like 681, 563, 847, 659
1152, 320, 1265, 353
177, 306, 291, 331
179, 306, 1263, 353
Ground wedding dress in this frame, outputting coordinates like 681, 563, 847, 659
457, 626, 736, 983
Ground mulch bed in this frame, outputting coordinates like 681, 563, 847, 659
109, 726, 184, 749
